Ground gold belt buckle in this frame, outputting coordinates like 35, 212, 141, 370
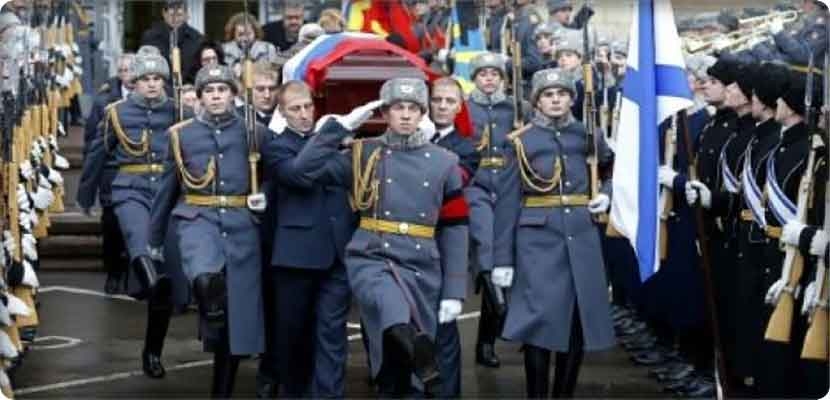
561, 195, 570, 205
219, 196, 228, 207
398, 222, 410, 235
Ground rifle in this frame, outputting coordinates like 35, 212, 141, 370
765, 54, 818, 343
170, 22, 183, 121
241, 1, 263, 210
582, 20, 603, 223
508, 12, 522, 129
659, 116, 677, 261
679, 109, 729, 398
800, 50, 830, 361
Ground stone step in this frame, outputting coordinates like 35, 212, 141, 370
38, 234, 101, 258
46, 212, 100, 235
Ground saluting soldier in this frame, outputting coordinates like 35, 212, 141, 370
84, 53, 135, 294
466, 52, 516, 369
76, 50, 187, 380
495, 68, 615, 398
148, 64, 278, 398
429, 76, 480, 398
266, 80, 355, 398
292, 78, 469, 396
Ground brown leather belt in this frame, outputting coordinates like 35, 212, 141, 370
523, 194, 590, 208
185, 194, 247, 208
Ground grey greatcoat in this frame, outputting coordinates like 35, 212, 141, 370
496, 117, 615, 352
293, 119, 469, 377
149, 113, 279, 355
76, 94, 187, 304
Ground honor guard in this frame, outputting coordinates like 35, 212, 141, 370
429, 77, 481, 398
511, 0, 545, 82
148, 64, 279, 397
466, 52, 515, 369
293, 78, 469, 396
495, 68, 615, 398
76, 50, 189, 379
546, 0, 594, 31
84, 53, 135, 294
266, 80, 355, 398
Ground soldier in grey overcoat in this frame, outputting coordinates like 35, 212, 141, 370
494, 68, 615, 398
292, 78, 469, 396
148, 64, 279, 398
466, 52, 516, 368
76, 51, 187, 381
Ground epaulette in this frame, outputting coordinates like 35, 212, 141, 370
104, 98, 125, 112
507, 123, 532, 141
169, 118, 195, 134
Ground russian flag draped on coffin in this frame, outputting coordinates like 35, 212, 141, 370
608, 0, 694, 283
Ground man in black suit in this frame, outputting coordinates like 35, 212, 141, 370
263, 0, 305, 52
140, 0, 204, 83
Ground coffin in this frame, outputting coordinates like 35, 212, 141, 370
314, 49, 428, 135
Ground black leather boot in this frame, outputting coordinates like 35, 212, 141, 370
476, 342, 501, 368
193, 273, 227, 331
142, 277, 172, 379
211, 350, 241, 398
104, 271, 121, 295
384, 323, 442, 396
524, 345, 551, 398
131, 255, 159, 299
552, 350, 584, 398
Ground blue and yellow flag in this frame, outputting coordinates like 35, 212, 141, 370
449, 1, 487, 94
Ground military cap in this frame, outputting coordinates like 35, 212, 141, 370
706, 56, 739, 85
555, 31, 583, 58
734, 63, 757, 99
547, 0, 573, 12
137, 45, 161, 56
685, 54, 716, 81
531, 68, 576, 104
533, 23, 555, 40
610, 41, 628, 56
380, 78, 428, 111
754, 62, 791, 109
470, 52, 506, 79
781, 69, 823, 117
131, 53, 170, 82
195, 64, 237, 96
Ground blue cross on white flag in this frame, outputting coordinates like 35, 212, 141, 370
609, 0, 694, 282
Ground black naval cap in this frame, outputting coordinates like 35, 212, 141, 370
780, 68, 823, 117
734, 63, 757, 99
754, 62, 791, 109
707, 56, 739, 85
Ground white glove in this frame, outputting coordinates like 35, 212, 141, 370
801, 281, 818, 316
491, 266, 515, 288
588, 193, 611, 214
19, 160, 33, 180
32, 185, 54, 210
247, 193, 267, 212
47, 168, 64, 185
268, 107, 287, 134
810, 230, 828, 257
29, 209, 39, 228
53, 153, 70, 170
765, 278, 787, 305
418, 113, 436, 140
438, 299, 463, 324
49, 135, 60, 152
21, 234, 37, 261
769, 19, 784, 35
337, 99, 384, 131
686, 180, 712, 208
21, 260, 39, 288
0, 303, 11, 327
781, 221, 806, 247
3, 231, 15, 256
658, 166, 678, 188
0, 331, 18, 360
57, 121, 66, 137
148, 246, 165, 263
18, 211, 31, 231
16, 185, 30, 211
6, 294, 29, 317
436, 48, 451, 64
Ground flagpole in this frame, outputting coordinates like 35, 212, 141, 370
679, 109, 729, 400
